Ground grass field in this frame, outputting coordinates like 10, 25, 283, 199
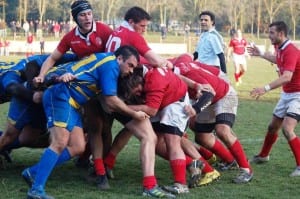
1, 48, 300, 199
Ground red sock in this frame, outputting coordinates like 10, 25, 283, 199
234, 73, 239, 82
229, 140, 251, 171
239, 71, 244, 78
198, 146, 213, 160
170, 159, 186, 184
104, 152, 116, 169
210, 139, 235, 163
143, 176, 157, 190
259, 133, 278, 157
199, 157, 214, 173
185, 155, 193, 166
289, 137, 300, 166
94, 158, 106, 175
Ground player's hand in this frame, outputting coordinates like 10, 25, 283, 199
58, 73, 76, 82
32, 91, 43, 103
184, 104, 196, 118
165, 60, 173, 69
194, 83, 215, 99
250, 87, 266, 100
133, 111, 150, 121
247, 43, 262, 57
32, 75, 45, 88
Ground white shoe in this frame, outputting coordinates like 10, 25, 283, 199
290, 167, 300, 177
250, 155, 269, 164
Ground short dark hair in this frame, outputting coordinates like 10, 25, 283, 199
124, 6, 151, 23
269, 21, 288, 36
114, 45, 140, 63
199, 11, 215, 25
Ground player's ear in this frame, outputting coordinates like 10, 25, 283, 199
116, 55, 124, 62
128, 19, 134, 25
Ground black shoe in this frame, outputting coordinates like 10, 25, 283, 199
0, 150, 12, 163
95, 175, 110, 190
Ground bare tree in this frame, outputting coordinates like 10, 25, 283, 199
0, 0, 6, 21
263, 0, 285, 23
288, 0, 300, 40
37, 0, 46, 22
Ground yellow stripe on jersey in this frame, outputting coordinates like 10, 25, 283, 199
53, 121, 68, 128
71, 54, 97, 71
75, 55, 116, 77
74, 85, 89, 99
87, 84, 99, 93
69, 97, 80, 109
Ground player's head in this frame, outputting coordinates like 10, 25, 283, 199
199, 11, 215, 31
71, 0, 93, 27
118, 67, 145, 105
124, 6, 151, 34
268, 21, 288, 45
114, 45, 140, 77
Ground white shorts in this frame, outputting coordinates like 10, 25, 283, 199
273, 92, 300, 118
151, 93, 190, 133
232, 53, 246, 65
195, 86, 238, 123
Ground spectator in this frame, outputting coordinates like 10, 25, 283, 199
4, 39, 10, 56
40, 37, 45, 54
23, 21, 30, 37
0, 38, 4, 56
26, 32, 34, 57
161, 24, 167, 40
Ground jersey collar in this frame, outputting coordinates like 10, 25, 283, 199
120, 21, 135, 32
75, 21, 96, 38
278, 39, 290, 50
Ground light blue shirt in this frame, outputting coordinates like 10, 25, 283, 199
195, 28, 224, 67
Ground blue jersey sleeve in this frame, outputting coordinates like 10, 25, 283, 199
1, 71, 23, 88
97, 61, 119, 96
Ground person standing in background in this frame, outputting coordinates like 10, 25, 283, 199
40, 37, 45, 54
227, 29, 248, 86
26, 32, 34, 57
194, 11, 227, 74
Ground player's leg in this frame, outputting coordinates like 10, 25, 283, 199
281, 97, 300, 177
251, 98, 284, 164
104, 127, 133, 178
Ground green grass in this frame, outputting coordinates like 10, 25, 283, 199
1, 45, 300, 199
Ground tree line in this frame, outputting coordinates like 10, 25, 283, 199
1, 0, 300, 39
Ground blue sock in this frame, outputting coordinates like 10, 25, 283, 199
55, 148, 71, 167
32, 148, 59, 190
28, 163, 39, 177
29, 148, 71, 177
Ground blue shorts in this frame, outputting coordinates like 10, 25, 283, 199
7, 97, 46, 131
43, 84, 82, 132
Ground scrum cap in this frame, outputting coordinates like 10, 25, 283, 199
71, 0, 92, 24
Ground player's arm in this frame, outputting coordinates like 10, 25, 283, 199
250, 70, 292, 99
177, 74, 215, 96
104, 95, 149, 121
260, 52, 276, 63
129, 104, 158, 117
247, 44, 276, 64
34, 49, 63, 83
5, 83, 43, 103
217, 52, 227, 73
144, 50, 172, 68
226, 46, 232, 62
